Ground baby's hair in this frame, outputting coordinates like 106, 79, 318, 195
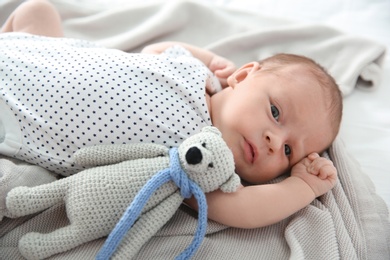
258, 53, 343, 145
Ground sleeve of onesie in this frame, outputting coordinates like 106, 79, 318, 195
161, 45, 193, 58
161, 45, 222, 94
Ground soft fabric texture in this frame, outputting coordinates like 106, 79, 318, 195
0, 0, 389, 259
5, 126, 240, 260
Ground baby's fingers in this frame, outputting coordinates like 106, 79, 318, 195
214, 66, 236, 78
308, 152, 320, 161
308, 158, 335, 180
318, 164, 337, 180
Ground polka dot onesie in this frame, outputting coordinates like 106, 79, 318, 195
0, 33, 220, 176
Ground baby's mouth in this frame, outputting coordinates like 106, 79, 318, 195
244, 139, 257, 164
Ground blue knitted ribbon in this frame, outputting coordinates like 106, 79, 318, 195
96, 147, 208, 260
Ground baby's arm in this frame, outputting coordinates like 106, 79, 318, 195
141, 41, 236, 87
188, 153, 337, 228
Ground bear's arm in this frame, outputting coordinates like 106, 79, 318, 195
74, 143, 169, 166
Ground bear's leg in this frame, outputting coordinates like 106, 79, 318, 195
19, 223, 98, 260
0, 157, 57, 220
111, 193, 183, 259
6, 179, 67, 217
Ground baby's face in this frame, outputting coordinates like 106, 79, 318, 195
210, 63, 333, 184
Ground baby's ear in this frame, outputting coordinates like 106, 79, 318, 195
228, 62, 260, 87
219, 174, 241, 193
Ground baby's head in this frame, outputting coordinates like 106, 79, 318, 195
210, 53, 342, 184
257, 54, 342, 141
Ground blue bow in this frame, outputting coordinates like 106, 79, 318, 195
96, 147, 207, 260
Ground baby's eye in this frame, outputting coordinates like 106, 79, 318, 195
284, 145, 291, 156
271, 104, 280, 121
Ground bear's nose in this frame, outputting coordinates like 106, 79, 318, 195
185, 147, 203, 165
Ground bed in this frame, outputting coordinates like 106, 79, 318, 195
0, 0, 389, 259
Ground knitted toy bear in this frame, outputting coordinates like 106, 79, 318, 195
6, 126, 240, 260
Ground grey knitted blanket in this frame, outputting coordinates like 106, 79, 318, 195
0, 0, 389, 259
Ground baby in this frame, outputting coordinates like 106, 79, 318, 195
1, 0, 342, 228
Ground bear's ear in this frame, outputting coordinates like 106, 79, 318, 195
202, 126, 221, 136
219, 174, 241, 193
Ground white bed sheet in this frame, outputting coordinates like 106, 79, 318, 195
69, 0, 390, 210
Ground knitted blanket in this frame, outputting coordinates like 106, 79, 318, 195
0, 0, 389, 259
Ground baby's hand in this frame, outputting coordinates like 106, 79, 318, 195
208, 55, 236, 88
291, 153, 337, 197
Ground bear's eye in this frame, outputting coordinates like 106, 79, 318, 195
208, 163, 214, 168
202, 142, 206, 148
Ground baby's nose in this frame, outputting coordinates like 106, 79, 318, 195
265, 133, 283, 154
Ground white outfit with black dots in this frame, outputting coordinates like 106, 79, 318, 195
0, 33, 221, 176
